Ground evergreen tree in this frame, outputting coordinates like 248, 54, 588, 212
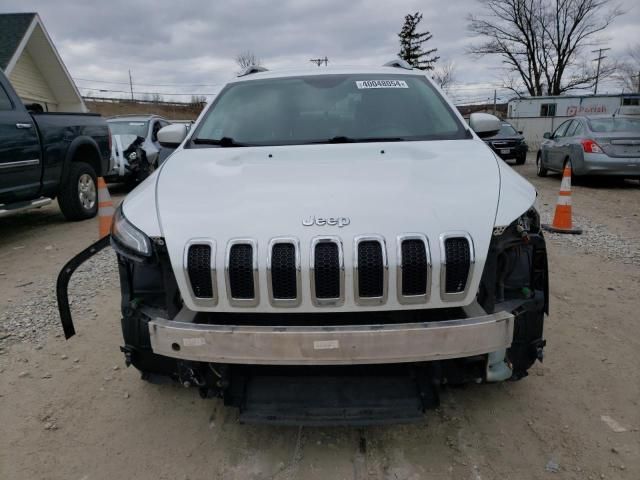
398, 12, 440, 70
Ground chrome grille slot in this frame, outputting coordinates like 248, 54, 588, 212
267, 238, 301, 307
440, 233, 474, 301
187, 245, 213, 298
226, 239, 259, 307
354, 235, 387, 305
311, 237, 344, 306
183, 239, 217, 306
397, 234, 430, 304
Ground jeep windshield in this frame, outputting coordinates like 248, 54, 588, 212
190, 74, 469, 147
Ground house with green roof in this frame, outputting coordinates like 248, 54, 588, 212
0, 12, 86, 112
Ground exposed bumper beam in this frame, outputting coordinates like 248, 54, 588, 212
148, 309, 514, 365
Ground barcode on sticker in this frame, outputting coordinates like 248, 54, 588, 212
356, 80, 408, 89
183, 337, 206, 347
313, 340, 339, 350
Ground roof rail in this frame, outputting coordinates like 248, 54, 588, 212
238, 65, 269, 77
383, 59, 413, 70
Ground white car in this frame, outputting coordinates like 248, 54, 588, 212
58, 62, 549, 424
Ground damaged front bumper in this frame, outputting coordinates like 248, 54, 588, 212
148, 306, 514, 365
56, 236, 111, 339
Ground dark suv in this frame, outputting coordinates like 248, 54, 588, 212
484, 122, 528, 165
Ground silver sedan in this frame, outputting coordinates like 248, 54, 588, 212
536, 114, 640, 179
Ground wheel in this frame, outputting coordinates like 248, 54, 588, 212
515, 152, 526, 165
536, 153, 547, 177
58, 162, 98, 221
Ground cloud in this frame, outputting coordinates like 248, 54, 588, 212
1, 0, 637, 101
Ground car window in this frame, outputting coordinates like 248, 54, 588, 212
151, 121, 163, 141
553, 121, 572, 139
191, 74, 468, 147
565, 121, 580, 137
108, 120, 149, 137
0, 85, 13, 111
498, 124, 517, 136
570, 121, 584, 137
587, 117, 640, 133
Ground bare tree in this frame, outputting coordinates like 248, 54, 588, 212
235, 51, 261, 72
468, 0, 622, 96
432, 60, 456, 92
615, 43, 640, 93
190, 95, 207, 105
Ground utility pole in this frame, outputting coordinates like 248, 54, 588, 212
128, 70, 134, 101
591, 48, 610, 95
309, 56, 329, 67
493, 90, 497, 115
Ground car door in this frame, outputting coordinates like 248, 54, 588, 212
0, 83, 42, 203
547, 120, 573, 170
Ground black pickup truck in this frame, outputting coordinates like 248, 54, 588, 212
0, 70, 110, 220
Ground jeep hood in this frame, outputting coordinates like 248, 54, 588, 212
130, 140, 535, 312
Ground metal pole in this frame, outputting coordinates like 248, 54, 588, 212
493, 90, 497, 115
591, 48, 610, 95
128, 70, 134, 100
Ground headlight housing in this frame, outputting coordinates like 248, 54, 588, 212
111, 205, 152, 258
493, 207, 540, 238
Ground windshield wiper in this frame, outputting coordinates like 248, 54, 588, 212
192, 137, 248, 147
311, 136, 406, 144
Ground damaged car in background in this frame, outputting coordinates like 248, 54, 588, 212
58, 61, 549, 425
105, 115, 171, 186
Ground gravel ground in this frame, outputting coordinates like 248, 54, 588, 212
0, 248, 118, 349
537, 205, 640, 266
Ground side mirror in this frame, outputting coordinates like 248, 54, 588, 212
518, 130, 523, 135
469, 113, 501, 138
543, 132, 551, 139
158, 124, 188, 148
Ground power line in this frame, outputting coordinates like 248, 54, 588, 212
77, 86, 216, 96
74, 77, 223, 87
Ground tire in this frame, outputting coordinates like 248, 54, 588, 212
536, 153, 548, 177
515, 152, 526, 165
57, 162, 98, 221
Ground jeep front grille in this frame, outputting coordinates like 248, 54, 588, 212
184, 232, 475, 308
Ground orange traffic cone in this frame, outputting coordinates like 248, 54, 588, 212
543, 165, 582, 234
97, 177, 114, 238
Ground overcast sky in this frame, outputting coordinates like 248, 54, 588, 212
1, 0, 638, 103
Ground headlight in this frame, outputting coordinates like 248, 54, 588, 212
111, 205, 152, 257
493, 207, 540, 237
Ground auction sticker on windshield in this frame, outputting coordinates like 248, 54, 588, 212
356, 80, 408, 89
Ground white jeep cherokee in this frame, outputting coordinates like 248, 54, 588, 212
58, 62, 548, 424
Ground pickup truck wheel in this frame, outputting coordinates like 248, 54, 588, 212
58, 162, 98, 220
515, 152, 526, 165
536, 153, 547, 177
